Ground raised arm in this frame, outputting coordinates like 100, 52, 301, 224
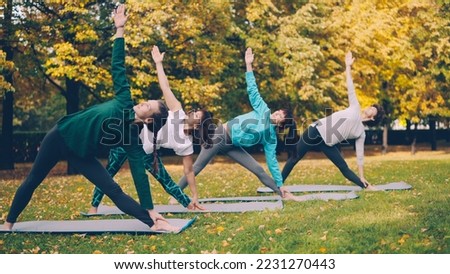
345, 51, 360, 108
245, 48, 269, 114
151, 46, 182, 112
111, 4, 130, 102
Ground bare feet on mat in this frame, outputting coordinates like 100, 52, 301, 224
150, 219, 181, 233
3, 222, 13, 230
283, 192, 298, 201
87, 206, 98, 214
282, 191, 298, 201
280, 186, 296, 201
365, 184, 380, 191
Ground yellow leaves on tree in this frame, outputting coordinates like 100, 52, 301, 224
0, 50, 15, 95
45, 43, 110, 91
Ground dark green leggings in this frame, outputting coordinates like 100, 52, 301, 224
91, 147, 191, 208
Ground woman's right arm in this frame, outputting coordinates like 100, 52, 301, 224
244, 48, 269, 114
111, 4, 130, 103
151, 46, 182, 112
345, 51, 360, 108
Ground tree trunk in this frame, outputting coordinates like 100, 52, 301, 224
0, 92, 14, 170
405, 119, 411, 144
382, 123, 388, 154
447, 118, 450, 143
411, 123, 418, 155
65, 78, 81, 175
429, 117, 437, 151
0, 0, 15, 170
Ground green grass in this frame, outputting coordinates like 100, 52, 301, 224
0, 149, 449, 254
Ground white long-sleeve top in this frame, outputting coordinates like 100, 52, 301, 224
315, 72, 366, 166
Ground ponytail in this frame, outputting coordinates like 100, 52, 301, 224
147, 100, 169, 173
279, 109, 298, 158
197, 109, 214, 149
152, 133, 158, 172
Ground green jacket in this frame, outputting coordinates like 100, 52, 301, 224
57, 38, 154, 209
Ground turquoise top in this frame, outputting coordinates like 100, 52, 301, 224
57, 38, 154, 209
229, 72, 283, 186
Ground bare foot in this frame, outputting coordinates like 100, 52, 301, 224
150, 220, 181, 233
365, 185, 380, 191
282, 191, 297, 201
3, 222, 13, 230
87, 206, 98, 214
168, 197, 178, 205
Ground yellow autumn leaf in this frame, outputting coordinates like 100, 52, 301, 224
319, 247, 327, 253
222, 240, 229, 247
260, 247, 269, 253
32, 246, 41, 254
93, 250, 103, 254
275, 228, 283, 235
398, 234, 411, 245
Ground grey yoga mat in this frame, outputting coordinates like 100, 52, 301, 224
198, 193, 358, 202
0, 217, 196, 235
80, 200, 283, 216
257, 181, 412, 193
80, 191, 358, 217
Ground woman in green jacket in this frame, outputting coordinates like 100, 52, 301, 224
3, 5, 179, 232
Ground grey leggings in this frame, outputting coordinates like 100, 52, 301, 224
178, 125, 282, 196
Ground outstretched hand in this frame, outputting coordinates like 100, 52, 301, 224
113, 4, 128, 28
151, 45, 165, 64
245, 47, 254, 64
345, 51, 355, 67
187, 200, 206, 211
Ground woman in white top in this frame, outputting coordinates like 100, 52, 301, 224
281, 52, 384, 190
149, 45, 215, 208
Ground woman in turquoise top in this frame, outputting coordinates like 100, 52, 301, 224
175, 48, 297, 200
3, 5, 179, 232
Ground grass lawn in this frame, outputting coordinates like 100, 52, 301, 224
0, 146, 449, 254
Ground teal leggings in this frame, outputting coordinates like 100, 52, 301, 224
91, 147, 191, 208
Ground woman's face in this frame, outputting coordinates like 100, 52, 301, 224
271, 110, 286, 126
186, 110, 204, 129
364, 106, 378, 120
133, 100, 160, 121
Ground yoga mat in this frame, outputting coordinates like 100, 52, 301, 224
198, 192, 358, 203
257, 181, 412, 193
0, 217, 196, 235
290, 191, 358, 202
80, 200, 283, 216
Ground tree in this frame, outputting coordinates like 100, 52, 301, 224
0, 0, 16, 170
14, 1, 114, 173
